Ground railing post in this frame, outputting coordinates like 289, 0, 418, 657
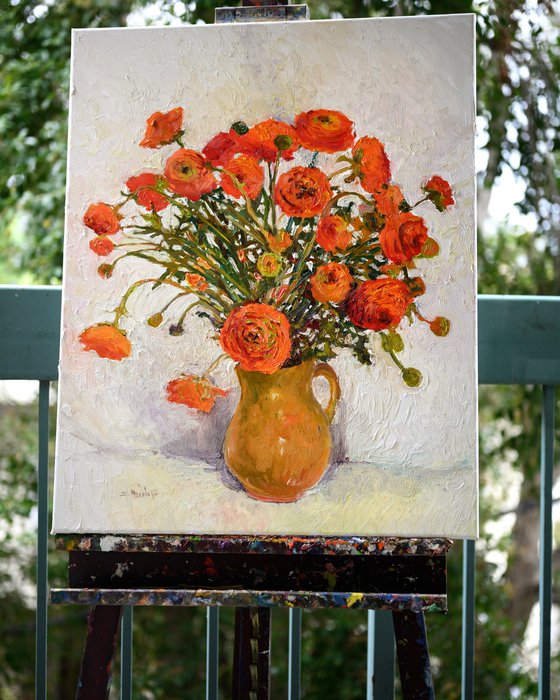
206, 607, 220, 700
288, 608, 302, 700
120, 607, 133, 699
461, 539, 476, 700
367, 610, 395, 700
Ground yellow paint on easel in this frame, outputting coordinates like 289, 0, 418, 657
346, 592, 364, 608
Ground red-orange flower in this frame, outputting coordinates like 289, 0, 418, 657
310, 263, 353, 303
126, 173, 169, 212
164, 149, 217, 200
220, 155, 264, 200
316, 215, 352, 252
346, 278, 412, 331
140, 107, 183, 148
79, 324, 131, 360
220, 303, 291, 374
83, 203, 120, 236
352, 137, 391, 193
238, 119, 299, 162
186, 273, 208, 291
423, 176, 455, 211
266, 230, 291, 253
166, 375, 227, 413
375, 184, 405, 218
294, 109, 355, 153
380, 212, 428, 264
274, 167, 332, 218
203, 132, 239, 167
89, 236, 114, 256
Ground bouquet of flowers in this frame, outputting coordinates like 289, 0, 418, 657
80, 106, 454, 414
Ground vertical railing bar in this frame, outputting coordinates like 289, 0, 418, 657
35, 380, 50, 700
539, 384, 555, 700
206, 606, 220, 700
367, 609, 395, 700
461, 539, 476, 700
120, 606, 133, 699
288, 608, 302, 700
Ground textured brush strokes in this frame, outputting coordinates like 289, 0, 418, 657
53, 15, 477, 538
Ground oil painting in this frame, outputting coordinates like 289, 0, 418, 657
53, 14, 477, 537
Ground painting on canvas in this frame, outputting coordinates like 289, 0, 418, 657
53, 14, 477, 537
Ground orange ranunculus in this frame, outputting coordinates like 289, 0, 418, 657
346, 278, 412, 331
186, 273, 208, 291
379, 212, 428, 264
166, 375, 227, 413
310, 263, 353, 303
164, 149, 217, 200
203, 132, 240, 167
126, 173, 169, 212
83, 203, 120, 235
294, 109, 355, 153
274, 167, 332, 218
220, 155, 264, 200
352, 137, 391, 194
423, 175, 455, 211
238, 119, 299, 162
375, 184, 405, 218
79, 324, 131, 360
266, 230, 291, 253
140, 107, 183, 148
316, 215, 352, 252
220, 303, 291, 374
89, 236, 114, 256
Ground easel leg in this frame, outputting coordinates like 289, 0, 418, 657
76, 605, 123, 700
392, 611, 435, 700
232, 607, 271, 700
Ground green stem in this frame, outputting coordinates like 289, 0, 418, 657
203, 353, 228, 378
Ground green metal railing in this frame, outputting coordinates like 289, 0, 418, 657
0, 286, 558, 699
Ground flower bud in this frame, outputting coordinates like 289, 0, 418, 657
273, 134, 293, 152
231, 121, 249, 135
381, 331, 404, 354
147, 312, 164, 328
257, 252, 282, 278
97, 263, 114, 279
430, 316, 450, 337
402, 367, 422, 387
420, 238, 440, 258
169, 323, 184, 336
406, 276, 426, 297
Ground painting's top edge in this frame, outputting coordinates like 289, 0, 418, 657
55, 533, 453, 556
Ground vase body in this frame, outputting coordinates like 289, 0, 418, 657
223, 360, 340, 502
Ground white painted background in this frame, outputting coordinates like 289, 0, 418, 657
53, 15, 477, 537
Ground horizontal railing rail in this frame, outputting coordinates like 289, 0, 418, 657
0, 285, 558, 700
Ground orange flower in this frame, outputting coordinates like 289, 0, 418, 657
89, 236, 114, 256
203, 131, 240, 166
266, 230, 291, 253
294, 109, 355, 153
186, 273, 208, 291
375, 185, 405, 218
220, 155, 264, 200
310, 263, 353, 303
352, 137, 391, 193
126, 173, 169, 212
405, 276, 426, 297
238, 119, 299, 162
220, 303, 291, 374
83, 203, 120, 236
274, 167, 332, 218
380, 212, 428, 264
166, 375, 227, 413
429, 316, 451, 336
79, 324, 131, 360
346, 278, 412, 331
164, 149, 217, 200
140, 107, 183, 148
316, 215, 352, 252
257, 252, 282, 278
423, 176, 455, 211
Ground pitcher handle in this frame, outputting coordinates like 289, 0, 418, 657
313, 362, 341, 424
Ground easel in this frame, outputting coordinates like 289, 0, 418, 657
51, 4, 452, 697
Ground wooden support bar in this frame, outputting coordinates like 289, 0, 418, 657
233, 608, 271, 700
392, 611, 435, 700
76, 605, 123, 700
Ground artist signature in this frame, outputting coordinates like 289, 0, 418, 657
119, 485, 159, 498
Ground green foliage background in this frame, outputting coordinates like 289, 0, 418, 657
0, 0, 558, 698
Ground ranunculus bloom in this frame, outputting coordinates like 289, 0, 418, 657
274, 167, 332, 218
310, 263, 353, 303
79, 324, 131, 360
164, 149, 217, 200
220, 155, 264, 200
89, 236, 114, 256
346, 278, 412, 331
83, 203, 120, 235
203, 131, 240, 166
375, 185, 405, 218
237, 119, 299, 162
380, 212, 428, 264
423, 175, 455, 211
126, 173, 169, 212
220, 303, 291, 374
316, 215, 352, 252
166, 375, 227, 413
352, 137, 391, 193
186, 273, 208, 291
140, 107, 183, 148
257, 252, 282, 278
294, 109, 355, 153
266, 230, 291, 253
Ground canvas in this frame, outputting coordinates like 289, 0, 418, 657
53, 14, 477, 538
